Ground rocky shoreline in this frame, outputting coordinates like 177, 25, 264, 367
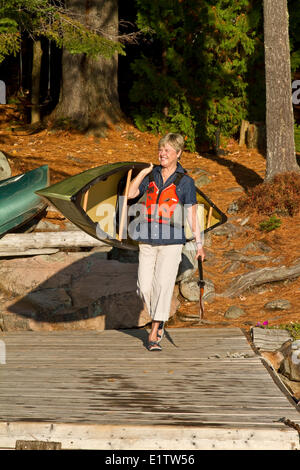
0, 206, 299, 332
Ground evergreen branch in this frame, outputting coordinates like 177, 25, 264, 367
0, 0, 146, 62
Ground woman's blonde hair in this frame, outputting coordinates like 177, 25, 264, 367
158, 133, 185, 155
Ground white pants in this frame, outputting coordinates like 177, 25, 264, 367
137, 243, 183, 322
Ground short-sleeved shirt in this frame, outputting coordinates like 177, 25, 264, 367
132, 162, 197, 245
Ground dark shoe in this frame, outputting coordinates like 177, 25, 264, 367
147, 341, 162, 352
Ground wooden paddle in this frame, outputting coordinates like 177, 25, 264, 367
82, 190, 89, 212
198, 257, 205, 320
179, 256, 210, 325
118, 169, 132, 241
207, 206, 213, 229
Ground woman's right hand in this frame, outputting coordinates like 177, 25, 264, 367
140, 163, 153, 177
128, 163, 153, 199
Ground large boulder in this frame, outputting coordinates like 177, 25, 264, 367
176, 241, 198, 282
0, 252, 179, 331
179, 277, 215, 302
224, 305, 246, 319
264, 299, 291, 311
0, 151, 11, 181
279, 340, 300, 382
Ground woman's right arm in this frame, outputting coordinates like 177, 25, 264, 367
128, 163, 153, 199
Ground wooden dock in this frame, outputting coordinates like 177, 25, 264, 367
0, 327, 299, 450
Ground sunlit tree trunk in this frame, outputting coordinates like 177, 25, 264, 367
263, 0, 299, 180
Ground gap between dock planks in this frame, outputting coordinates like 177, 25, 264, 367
0, 328, 299, 435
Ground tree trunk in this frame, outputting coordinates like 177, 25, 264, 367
31, 40, 42, 124
263, 0, 299, 181
52, 0, 121, 135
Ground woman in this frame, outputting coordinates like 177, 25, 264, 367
128, 133, 205, 351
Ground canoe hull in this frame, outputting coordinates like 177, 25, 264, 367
36, 162, 227, 250
0, 165, 49, 236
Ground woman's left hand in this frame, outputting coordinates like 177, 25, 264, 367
195, 246, 205, 261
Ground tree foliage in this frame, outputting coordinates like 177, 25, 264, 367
130, 0, 299, 151
129, 0, 262, 151
0, 0, 124, 63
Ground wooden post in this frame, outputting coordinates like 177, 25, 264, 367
118, 169, 132, 241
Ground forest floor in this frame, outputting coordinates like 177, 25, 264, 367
0, 105, 299, 337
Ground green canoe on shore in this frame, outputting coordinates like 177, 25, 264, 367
36, 162, 227, 250
0, 165, 49, 236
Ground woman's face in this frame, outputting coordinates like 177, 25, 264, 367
158, 143, 180, 169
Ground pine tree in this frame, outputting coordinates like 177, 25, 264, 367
0, 0, 123, 62
0, 0, 125, 128
52, 0, 123, 133
130, 0, 260, 151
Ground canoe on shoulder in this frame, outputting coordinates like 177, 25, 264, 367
36, 162, 227, 250
0, 165, 49, 236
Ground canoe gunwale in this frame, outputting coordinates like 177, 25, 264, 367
3, 202, 48, 236
36, 162, 228, 250
195, 187, 228, 234
73, 163, 227, 246
72, 162, 148, 251
0, 165, 49, 237
72, 162, 148, 201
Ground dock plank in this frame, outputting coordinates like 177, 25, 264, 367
0, 328, 299, 449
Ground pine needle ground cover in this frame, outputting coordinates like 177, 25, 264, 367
238, 172, 300, 217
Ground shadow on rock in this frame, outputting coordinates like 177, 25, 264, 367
3, 251, 148, 331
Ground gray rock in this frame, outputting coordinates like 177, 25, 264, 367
26, 288, 72, 315
176, 241, 198, 282
0, 312, 30, 332
203, 232, 212, 247
64, 220, 81, 231
0, 252, 179, 330
279, 340, 300, 382
264, 299, 291, 311
35, 220, 61, 231
195, 174, 211, 187
108, 247, 139, 263
223, 261, 241, 274
212, 222, 240, 237
242, 241, 272, 253
179, 278, 215, 302
0, 151, 11, 180
224, 305, 246, 319
227, 202, 239, 214
187, 168, 211, 178
202, 248, 217, 266
224, 249, 269, 263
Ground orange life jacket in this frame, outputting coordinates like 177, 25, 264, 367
140, 171, 185, 225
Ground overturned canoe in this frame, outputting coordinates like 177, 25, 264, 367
36, 162, 227, 250
0, 165, 49, 236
